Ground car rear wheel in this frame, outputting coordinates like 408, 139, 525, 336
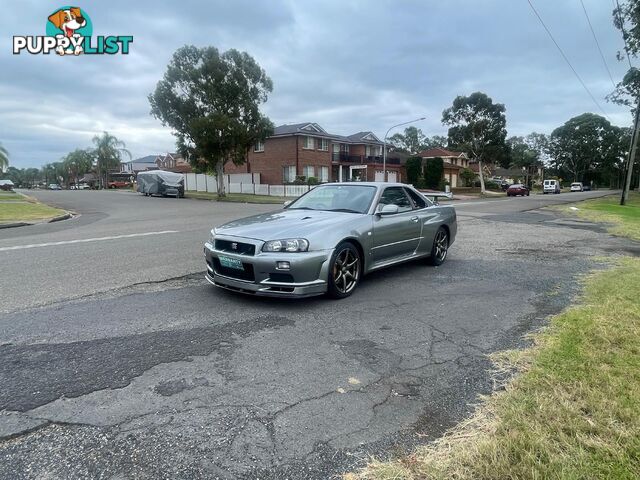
327, 242, 361, 299
427, 227, 449, 266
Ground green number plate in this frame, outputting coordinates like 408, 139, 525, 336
219, 255, 244, 270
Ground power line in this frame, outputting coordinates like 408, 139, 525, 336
525, 0, 611, 120
580, 0, 616, 88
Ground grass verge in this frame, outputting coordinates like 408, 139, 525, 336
348, 192, 640, 480
185, 190, 287, 204
0, 191, 28, 202
0, 193, 67, 224
555, 192, 640, 240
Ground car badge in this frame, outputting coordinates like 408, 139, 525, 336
231, 242, 238, 250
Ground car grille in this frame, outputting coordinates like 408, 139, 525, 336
215, 239, 256, 256
212, 258, 255, 281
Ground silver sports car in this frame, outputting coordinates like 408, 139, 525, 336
204, 182, 457, 298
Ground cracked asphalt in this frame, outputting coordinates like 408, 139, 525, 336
1, 189, 637, 479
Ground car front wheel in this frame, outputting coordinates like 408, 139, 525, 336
327, 241, 361, 299
427, 227, 449, 266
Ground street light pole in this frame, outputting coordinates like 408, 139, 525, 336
383, 116, 426, 182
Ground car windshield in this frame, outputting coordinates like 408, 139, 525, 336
571, 183, 581, 186
287, 185, 377, 214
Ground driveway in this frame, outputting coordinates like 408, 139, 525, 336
0, 189, 635, 479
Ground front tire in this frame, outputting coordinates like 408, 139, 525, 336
427, 227, 449, 266
327, 242, 361, 299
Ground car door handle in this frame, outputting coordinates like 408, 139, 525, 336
410, 216, 419, 223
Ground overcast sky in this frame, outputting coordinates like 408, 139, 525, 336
0, 0, 633, 168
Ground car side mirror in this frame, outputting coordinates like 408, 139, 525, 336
283, 200, 291, 208
378, 204, 399, 215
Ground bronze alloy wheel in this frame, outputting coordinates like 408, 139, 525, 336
428, 227, 449, 266
328, 242, 361, 298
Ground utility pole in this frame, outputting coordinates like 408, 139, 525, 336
621, 97, 640, 205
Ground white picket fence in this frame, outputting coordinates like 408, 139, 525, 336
184, 172, 314, 197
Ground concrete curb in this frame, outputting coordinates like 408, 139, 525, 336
0, 212, 74, 229
0, 222, 30, 229
48, 213, 72, 223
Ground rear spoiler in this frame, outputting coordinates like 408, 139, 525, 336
422, 191, 453, 204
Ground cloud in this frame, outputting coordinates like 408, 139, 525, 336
0, 0, 632, 168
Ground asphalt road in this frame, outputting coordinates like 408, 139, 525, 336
0, 188, 636, 479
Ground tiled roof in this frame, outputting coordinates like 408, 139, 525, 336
272, 124, 383, 144
125, 155, 158, 164
418, 148, 465, 158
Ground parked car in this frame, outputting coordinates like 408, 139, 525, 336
70, 183, 90, 190
543, 179, 561, 194
570, 182, 584, 192
48, 183, 62, 190
136, 170, 185, 198
204, 182, 457, 299
506, 184, 530, 196
583, 184, 592, 191
108, 181, 130, 189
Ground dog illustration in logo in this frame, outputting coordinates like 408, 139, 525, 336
47, 7, 86, 55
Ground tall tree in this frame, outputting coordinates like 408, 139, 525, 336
64, 148, 94, 186
149, 46, 274, 197
92, 132, 130, 188
422, 135, 448, 150
0, 142, 8, 172
507, 136, 544, 186
548, 113, 626, 186
442, 92, 508, 193
387, 128, 447, 154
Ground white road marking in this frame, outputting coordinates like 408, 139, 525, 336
0, 230, 179, 252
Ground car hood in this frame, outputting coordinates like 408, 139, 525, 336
214, 209, 365, 241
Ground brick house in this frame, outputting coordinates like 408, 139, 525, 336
155, 152, 193, 174
418, 148, 471, 187
225, 123, 405, 184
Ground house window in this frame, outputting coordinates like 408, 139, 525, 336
254, 140, 264, 152
366, 145, 380, 156
283, 165, 296, 183
303, 136, 314, 150
318, 138, 329, 151
319, 166, 329, 182
303, 165, 315, 178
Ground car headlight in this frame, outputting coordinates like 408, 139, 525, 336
262, 238, 309, 252
208, 230, 216, 245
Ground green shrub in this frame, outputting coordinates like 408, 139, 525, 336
405, 156, 422, 186
424, 157, 444, 189
307, 176, 319, 185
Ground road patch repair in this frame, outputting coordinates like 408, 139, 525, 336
0, 191, 71, 228
348, 193, 640, 480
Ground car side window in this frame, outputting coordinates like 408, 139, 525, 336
377, 187, 413, 213
404, 188, 428, 209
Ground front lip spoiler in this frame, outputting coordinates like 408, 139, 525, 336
205, 272, 326, 298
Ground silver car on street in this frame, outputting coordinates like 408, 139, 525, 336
204, 182, 457, 298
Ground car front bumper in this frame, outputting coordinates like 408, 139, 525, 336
203, 238, 333, 298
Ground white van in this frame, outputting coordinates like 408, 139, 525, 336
543, 179, 561, 194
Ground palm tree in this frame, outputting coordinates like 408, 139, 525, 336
0, 143, 9, 172
92, 132, 131, 188
64, 149, 94, 186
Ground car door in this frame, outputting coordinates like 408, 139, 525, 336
403, 187, 442, 254
371, 186, 422, 264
